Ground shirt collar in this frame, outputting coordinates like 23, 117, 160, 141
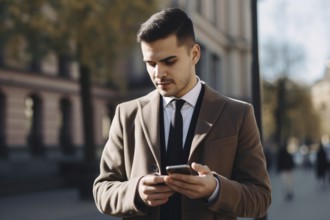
163, 76, 202, 108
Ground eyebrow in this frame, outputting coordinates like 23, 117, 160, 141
144, 55, 177, 63
160, 56, 177, 63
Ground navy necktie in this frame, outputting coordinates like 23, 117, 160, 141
166, 99, 185, 166
160, 99, 185, 220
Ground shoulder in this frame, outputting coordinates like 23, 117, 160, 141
202, 84, 256, 129
116, 90, 159, 112
203, 83, 252, 111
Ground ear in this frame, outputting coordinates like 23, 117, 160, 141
191, 44, 201, 65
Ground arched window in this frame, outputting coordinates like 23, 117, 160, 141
58, 54, 71, 79
0, 91, 7, 158
59, 98, 74, 155
25, 94, 44, 156
210, 53, 221, 91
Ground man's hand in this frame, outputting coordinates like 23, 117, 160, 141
138, 175, 174, 207
164, 162, 217, 199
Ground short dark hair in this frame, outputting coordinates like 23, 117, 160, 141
136, 8, 196, 46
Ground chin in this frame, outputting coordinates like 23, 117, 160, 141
158, 89, 173, 97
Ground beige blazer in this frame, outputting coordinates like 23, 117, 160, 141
93, 84, 271, 220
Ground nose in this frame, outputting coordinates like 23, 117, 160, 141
154, 64, 166, 78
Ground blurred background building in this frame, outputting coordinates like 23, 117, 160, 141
0, 0, 254, 195
311, 61, 330, 136
2, 1, 330, 219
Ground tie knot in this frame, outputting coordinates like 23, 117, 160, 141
175, 99, 185, 111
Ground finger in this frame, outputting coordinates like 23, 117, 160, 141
166, 175, 215, 199
143, 184, 174, 196
142, 175, 166, 186
145, 197, 169, 207
143, 190, 174, 207
191, 162, 211, 174
166, 174, 197, 185
145, 191, 174, 200
164, 175, 198, 192
168, 180, 197, 192
165, 180, 200, 199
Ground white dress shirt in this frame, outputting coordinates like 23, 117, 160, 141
162, 78, 220, 202
162, 78, 202, 149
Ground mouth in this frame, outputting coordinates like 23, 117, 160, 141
156, 80, 173, 87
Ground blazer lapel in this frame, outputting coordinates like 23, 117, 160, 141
189, 86, 227, 160
137, 91, 162, 165
137, 86, 227, 165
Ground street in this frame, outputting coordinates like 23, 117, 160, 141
266, 168, 330, 220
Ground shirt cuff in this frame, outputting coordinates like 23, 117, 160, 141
207, 176, 220, 203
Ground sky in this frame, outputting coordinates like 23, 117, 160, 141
258, 0, 330, 84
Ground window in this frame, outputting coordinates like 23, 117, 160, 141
210, 53, 221, 90
0, 92, 7, 158
196, 44, 205, 79
59, 98, 74, 155
25, 94, 44, 156
196, 0, 203, 15
212, 0, 218, 25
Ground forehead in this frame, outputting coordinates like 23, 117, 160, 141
141, 35, 187, 61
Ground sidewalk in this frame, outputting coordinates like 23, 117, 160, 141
266, 168, 330, 220
0, 168, 329, 220
0, 189, 119, 220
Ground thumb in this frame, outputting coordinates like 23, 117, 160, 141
191, 162, 211, 175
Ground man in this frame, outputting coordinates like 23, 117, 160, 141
93, 8, 271, 220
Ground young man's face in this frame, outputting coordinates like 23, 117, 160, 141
141, 35, 200, 98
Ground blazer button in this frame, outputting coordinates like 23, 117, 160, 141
125, 210, 135, 216
151, 164, 159, 173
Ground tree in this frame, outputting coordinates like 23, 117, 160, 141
261, 39, 306, 81
48, 0, 157, 86
261, 80, 277, 142
1, 0, 157, 198
5, 1, 55, 71
47, 0, 157, 199
2, 0, 156, 85
0, 1, 11, 66
261, 39, 321, 147
263, 77, 321, 147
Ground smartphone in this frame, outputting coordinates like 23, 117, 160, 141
166, 164, 193, 175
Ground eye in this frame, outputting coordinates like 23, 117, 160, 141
146, 61, 156, 67
164, 59, 176, 66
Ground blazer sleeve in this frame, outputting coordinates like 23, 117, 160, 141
209, 104, 271, 218
93, 104, 146, 218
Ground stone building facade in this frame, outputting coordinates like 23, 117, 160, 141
0, 0, 254, 193
0, 69, 117, 158
311, 61, 330, 136
171, 0, 252, 100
